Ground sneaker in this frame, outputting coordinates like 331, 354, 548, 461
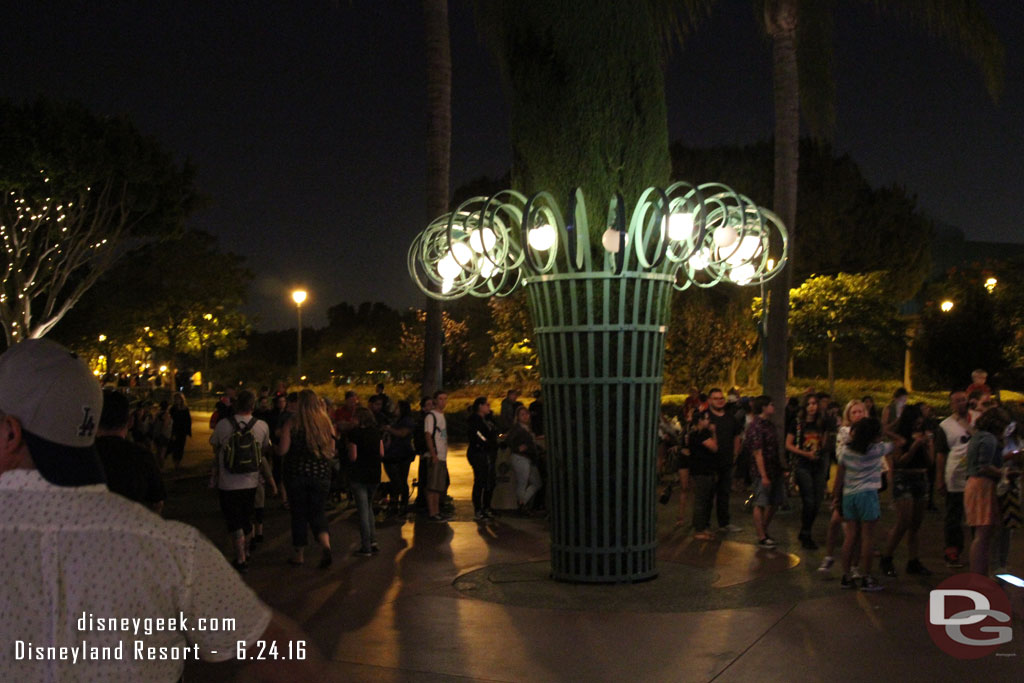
944, 553, 965, 569
840, 574, 856, 589
722, 524, 743, 533
353, 548, 373, 557
880, 556, 897, 577
851, 566, 863, 579
757, 537, 777, 548
859, 575, 884, 592
817, 556, 835, 573
474, 510, 486, 521
906, 559, 932, 576
370, 543, 380, 554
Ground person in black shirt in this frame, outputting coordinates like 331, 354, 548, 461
704, 388, 744, 533
689, 410, 719, 540
466, 397, 499, 520
348, 407, 383, 556
95, 390, 165, 514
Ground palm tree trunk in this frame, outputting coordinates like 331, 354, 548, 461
421, 0, 451, 395
766, 0, 799, 428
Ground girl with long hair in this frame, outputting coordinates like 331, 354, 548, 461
965, 406, 1013, 575
880, 402, 934, 577
819, 400, 867, 573
786, 394, 832, 550
277, 389, 337, 568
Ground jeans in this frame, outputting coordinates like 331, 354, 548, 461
692, 465, 733, 531
383, 459, 412, 507
510, 453, 542, 506
350, 481, 378, 551
795, 460, 827, 537
467, 449, 496, 512
944, 490, 965, 555
285, 476, 330, 547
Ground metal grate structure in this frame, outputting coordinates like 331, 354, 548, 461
409, 184, 787, 582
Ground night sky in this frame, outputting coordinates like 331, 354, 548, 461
2, 1, 1021, 330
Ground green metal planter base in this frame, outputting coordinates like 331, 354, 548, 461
527, 271, 672, 582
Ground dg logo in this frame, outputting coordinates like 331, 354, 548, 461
928, 574, 1013, 659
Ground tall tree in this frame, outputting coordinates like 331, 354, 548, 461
52, 230, 250, 381
787, 272, 906, 394
421, 0, 451, 395
758, 0, 1003, 427
0, 99, 197, 346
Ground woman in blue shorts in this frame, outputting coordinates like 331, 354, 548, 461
836, 417, 890, 591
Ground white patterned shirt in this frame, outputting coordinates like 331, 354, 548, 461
0, 469, 271, 682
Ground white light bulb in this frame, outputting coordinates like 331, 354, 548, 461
528, 224, 556, 251
601, 227, 621, 254
441, 278, 454, 294
469, 227, 496, 253
713, 225, 738, 248
480, 259, 496, 278
688, 248, 710, 271
667, 212, 695, 241
724, 235, 763, 266
730, 263, 756, 285
437, 254, 462, 280
451, 241, 474, 266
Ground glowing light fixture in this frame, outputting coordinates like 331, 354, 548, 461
527, 223, 556, 251
469, 227, 496, 253
984, 277, 997, 293
940, 300, 954, 313
666, 211, 695, 241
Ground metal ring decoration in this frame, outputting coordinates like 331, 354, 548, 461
409, 183, 788, 300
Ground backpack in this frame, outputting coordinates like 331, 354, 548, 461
414, 412, 438, 455
223, 417, 262, 474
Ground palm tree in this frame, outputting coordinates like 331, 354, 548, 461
421, 0, 451, 395
758, 0, 1003, 426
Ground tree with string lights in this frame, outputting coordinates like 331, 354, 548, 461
0, 98, 197, 347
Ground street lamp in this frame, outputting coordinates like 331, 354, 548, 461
940, 299, 954, 313
984, 277, 997, 294
292, 289, 307, 379
408, 182, 787, 583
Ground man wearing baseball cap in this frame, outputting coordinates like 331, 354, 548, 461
0, 339, 324, 681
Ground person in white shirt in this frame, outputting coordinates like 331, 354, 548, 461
209, 390, 276, 572
0, 339, 322, 682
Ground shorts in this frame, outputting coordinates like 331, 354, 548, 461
427, 458, 449, 493
752, 477, 785, 507
219, 488, 256, 534
674, 452, 691, 471
892, 471, 928, 501
964, 476, 999, 527
842, 490, 880, 522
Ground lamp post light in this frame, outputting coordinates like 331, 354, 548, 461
409, 183, 787, 583
940, 299, 955, 313
984, 277, 997, 294
292, 289, 307, 379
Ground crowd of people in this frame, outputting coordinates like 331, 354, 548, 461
657, 369, 1023, 591
2, 335, 1021, 679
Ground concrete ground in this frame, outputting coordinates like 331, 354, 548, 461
165, 412, 1024, 681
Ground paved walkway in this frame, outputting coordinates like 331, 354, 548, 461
168, 413, 1023, 681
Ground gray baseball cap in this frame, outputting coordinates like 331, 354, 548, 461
0, 338, 106, 486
